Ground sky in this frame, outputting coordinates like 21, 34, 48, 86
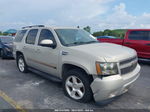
0, 0, 150, 32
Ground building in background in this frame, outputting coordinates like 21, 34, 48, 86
3, 29, 17, 36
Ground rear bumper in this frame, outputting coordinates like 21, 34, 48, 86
91, 64, 141, 102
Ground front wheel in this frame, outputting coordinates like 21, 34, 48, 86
17, 55, 28, 73
63, 69, 93, 103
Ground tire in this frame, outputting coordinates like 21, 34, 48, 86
0, 49, 1, 57
17, 55, 28, 73
1, 49, 5, 59
63, 69, 93, 103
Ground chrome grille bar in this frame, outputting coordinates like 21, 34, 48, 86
120, 56, 138, 75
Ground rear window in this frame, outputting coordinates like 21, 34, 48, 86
26, 29, 38, 44
15, 30, 27, 42
128, 31, 150, 41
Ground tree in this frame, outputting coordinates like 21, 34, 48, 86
103, 29, 112, 36
83, 26, 91, 33
93, 31, 103, 37
92, 29, 127, 39
2, 33, 8, 36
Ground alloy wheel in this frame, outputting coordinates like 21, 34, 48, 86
18, 58, 25, 72
65, 76, 85, 100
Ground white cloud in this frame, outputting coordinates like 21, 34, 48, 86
0, 22, 33, 31
1, 1, 150, 31
45, 19, 57, 26
0, 0, 114, 30
98, 3, 150, 30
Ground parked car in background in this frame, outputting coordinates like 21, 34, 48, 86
97, 29, 150, 59
97, 36, 117, 39
0, 36, 13, 59
13, 25, 140, 103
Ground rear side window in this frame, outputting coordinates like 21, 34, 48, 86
15, 30, 27, 42
26, 29, 38, 44
38, 29, 55, 45
128, 31, 150, 41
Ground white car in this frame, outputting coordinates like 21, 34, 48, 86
13, 25, 141, 103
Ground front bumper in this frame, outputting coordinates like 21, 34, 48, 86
91, 64, 141, 102
4, 50, 13, 58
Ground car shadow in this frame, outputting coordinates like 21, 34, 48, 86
138, 60, 150, 66
95, 94, 123, 107
28, 68, 62, 87
0, 57, 14, 60
25, 68, 116, 107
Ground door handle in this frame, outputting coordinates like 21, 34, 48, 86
145, 43, 150, 46
124, 42, 131, 44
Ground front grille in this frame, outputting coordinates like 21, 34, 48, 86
121, 62, 137, 75
120, 56, 137, 65
120, 56, 138, 75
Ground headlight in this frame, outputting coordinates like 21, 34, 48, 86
96, 62, 119, 75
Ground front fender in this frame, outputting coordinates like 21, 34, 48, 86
61, 61, 90, 75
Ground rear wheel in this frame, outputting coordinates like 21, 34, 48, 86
17, 55, 28, 73
1, 50, 5, 59
0, 49, 1, 57
63, 69, 93, 103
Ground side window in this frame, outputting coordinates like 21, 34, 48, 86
26, 29, 38, 44
128, 31, 150, 41
15, 30, 27, 42
38, 29, 55, 45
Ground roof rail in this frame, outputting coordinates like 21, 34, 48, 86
22, 25, 45, 29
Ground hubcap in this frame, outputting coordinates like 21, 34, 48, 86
18, 58, 25, 72
65, 76, 85, 100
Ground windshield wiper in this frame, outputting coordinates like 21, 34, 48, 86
84, 41, 99, 44
66, 41, 99, 46
66, 42, 85, 46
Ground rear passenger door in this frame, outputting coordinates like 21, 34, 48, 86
124, 30, 150, 58
23, 29, 39, 67
34, 29, 59, 77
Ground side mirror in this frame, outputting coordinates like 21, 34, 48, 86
40, 39, 56, 48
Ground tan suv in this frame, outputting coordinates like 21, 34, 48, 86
13, 25, 141, 103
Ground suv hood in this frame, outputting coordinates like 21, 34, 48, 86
69, 43, 136, 62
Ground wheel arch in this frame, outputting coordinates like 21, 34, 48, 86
16, 51, 24, 58
61, 63, 93, 81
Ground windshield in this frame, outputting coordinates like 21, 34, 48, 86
55, 29, 98, 46
0, 37, 13, 43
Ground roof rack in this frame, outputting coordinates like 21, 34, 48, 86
22, 25, 45, 29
